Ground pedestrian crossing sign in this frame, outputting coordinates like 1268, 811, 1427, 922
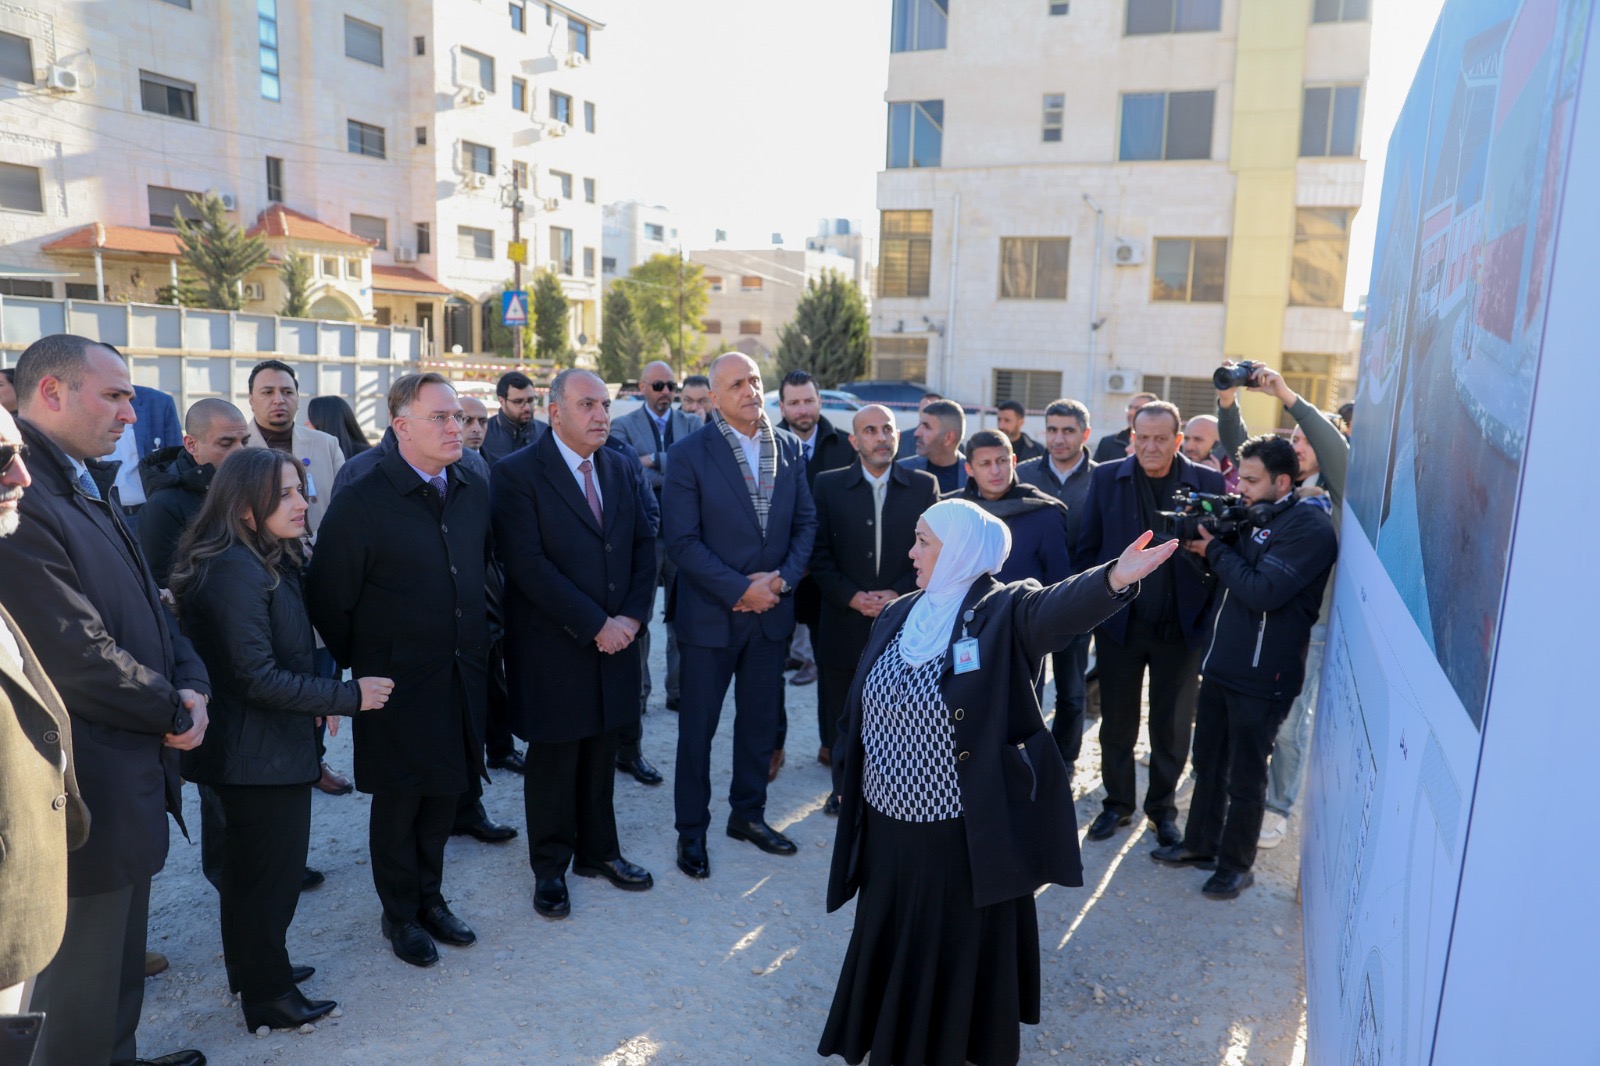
501, 290, 529, 327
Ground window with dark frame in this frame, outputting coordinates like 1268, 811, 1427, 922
416, 126, 428, 146
0, 30, 34, 83
878, 210, 933, 297
65, 283, 106, 301
1042, 94, 1065, 142
265, 156, 284, 203
1151, 237, 1227, 302
890, 0, 948, 52
140, 71, 197, 121
147, 185, 202, 228
583, 101, 596, 132
1300, 84, 1363, 157
550, 91, 572, 124
462, 141, 494, 177
344, 16, 384, 66
348, 119, 386, 158
583, 177, 595, 203
512, 77, 527, 111
416, 222, 431, 255
259, 0, 280, 100
1125, 0, 1222, 35
349, 213, 388, 250
886, 100, 943, 168
552, 170, 573, 198
998, 237, 1070, 299
583, 247, 595, 278
509, 1, 526, 32
0, 279, 51, 297
1048, 1, 1070, 13
993, 369, 1064, 411
568, 18, 590, 58
550, 227, 574, 274
0, 162, 45, 214
414, 35, 426, 55
1119, 90, 1214, 160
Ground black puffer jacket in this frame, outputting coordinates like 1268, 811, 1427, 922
179, 544, 361, 786
138, 448, 213, 585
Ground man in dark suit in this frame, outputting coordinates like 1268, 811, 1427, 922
1077, 400, 1223, 847
0, 335, 208, 1066
307, 372, 491, 969
808, 404, 939, 811
481, 370, 544, 464
491, 370, 657, 919
663, 353, 817, 879
1017, 398, 1098, 778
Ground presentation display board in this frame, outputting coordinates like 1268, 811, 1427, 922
1302, 0, 1598, 1061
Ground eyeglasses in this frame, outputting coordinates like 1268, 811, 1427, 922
647, 380, 678, 392
401, 412, 466, 427
0, 443, 28, 475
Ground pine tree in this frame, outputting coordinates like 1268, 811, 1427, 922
279, 252, 312, 318
532, 270, 572, 365
597, 285, 646, 383
775, 271, 872, 386
171, 193, 269, 311
616, 254, 709, 370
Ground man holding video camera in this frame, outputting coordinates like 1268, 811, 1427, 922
1150, 434, 1337, 899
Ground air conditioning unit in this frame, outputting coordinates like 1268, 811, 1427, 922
564, 52, 587, 69
466, 86, 489, 105
208, 190, 237, 211
543, 121, 570, 139
1112, 238, 1144, 266
1104, 368, 1141, 393
547, 260, 564, 274
46, 65, 80, 92
470, 173, 489, 189
243, 282, 265, 301
395, 245, 418, 263
542, 197, 561, 212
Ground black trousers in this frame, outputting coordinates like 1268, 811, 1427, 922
1049, 633, 1092, 782
369, 791, 458, 923
31, 878, 148, 1065
1095, 622, 1202, 822
524, 727, 623, 878
1182, 680, 1292, 873
674, 631, 786, 838
817, 663, 856, 797
214, 783, 311, 1001
485, 645, 516, 761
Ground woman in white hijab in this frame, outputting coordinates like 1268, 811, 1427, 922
819, 499, 1176, 1066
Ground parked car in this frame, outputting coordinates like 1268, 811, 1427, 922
841, 380, 930, 408
763, 388, 862, 427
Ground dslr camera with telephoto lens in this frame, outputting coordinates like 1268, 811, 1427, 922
1212, 361, 1264, 389
1158, 491, 1281, 542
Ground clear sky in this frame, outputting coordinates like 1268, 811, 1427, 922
589, 0, 1448, 309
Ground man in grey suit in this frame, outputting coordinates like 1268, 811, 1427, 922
611, 360, 701, 718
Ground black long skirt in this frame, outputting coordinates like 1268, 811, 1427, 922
818, 807, 1040, 1066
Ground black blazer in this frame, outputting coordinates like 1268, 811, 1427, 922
807, 462, 940, 672
0, 420, 209, 897
490, 433, 657, 744
827, 567, 1136, 910
306, 447, 492, 795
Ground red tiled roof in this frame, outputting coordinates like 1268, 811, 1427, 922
371, 265, 451, 295
247, 204, 375, 247
41, 223, 185, 257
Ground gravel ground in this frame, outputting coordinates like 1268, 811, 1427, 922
139, 613, 1308, 1066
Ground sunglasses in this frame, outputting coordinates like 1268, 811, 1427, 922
0, 443, 28, 475
647, 381, 678, 392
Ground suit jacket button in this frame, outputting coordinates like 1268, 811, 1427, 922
608, 583, 615, 591
44, 730, 60, 744
953, 709, 964, 721
53, 794, 67, 810
956, 750, 971, 762
451, 566, 458, 575
455, 648, 461, 656
455, 608, 462, 618
606, 544, 613, 552
441, 524, 449, 532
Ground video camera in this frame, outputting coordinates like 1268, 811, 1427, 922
1212, 360, 1263, 389
1157, 491, 1280, 541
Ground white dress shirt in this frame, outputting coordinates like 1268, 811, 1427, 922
551, 431, 603, 510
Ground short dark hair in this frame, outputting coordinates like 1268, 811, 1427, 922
388, 372, 454, 418
921, 399, 965, 440
996, 399, 1025, 417
248, 359, 297, 392
779, 369, 818, 401
1239, 433, 1299, 483
1132, 400, 1182, 436
921, 391, 943, 402
15, 333, 115, 403
682, 374, 710, 390
965, 429, 1011, 456
496, 371, 534, 398
1044, 398, 1090, 428
0, 367, 14, 385
1337, 402, 1354, 425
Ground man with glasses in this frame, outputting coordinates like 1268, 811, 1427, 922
677, 375, 712, 421
482, 371, 546, 465
308, 373, 494, 969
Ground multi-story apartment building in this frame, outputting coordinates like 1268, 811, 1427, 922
601, 199, 683, 289
0, 0, 605, 362
872, 0, 1370, 429
688, 246, 865, 363
805, 218, 875, 300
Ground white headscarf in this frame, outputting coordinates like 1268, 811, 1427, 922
898, 498, 1013, 667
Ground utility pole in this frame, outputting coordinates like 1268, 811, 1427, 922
511, 193, 525, 363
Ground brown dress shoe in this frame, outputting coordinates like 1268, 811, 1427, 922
768, 749, 786, 782
316, 761, 354, 796
144, 950, 169, 977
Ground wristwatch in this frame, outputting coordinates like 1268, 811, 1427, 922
778, 577, 791, 594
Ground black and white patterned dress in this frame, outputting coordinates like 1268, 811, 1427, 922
860, 632, 961, 822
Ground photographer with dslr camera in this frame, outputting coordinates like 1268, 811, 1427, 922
1150, 435, 1337, 899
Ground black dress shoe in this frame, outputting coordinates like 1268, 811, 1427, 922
573, 857, 654, 891
242, 987, 336, 1030
487, 749, 527, 774
533, 875, 571, 919
230, 965, 315, 995
666, 696, 680, 711
1150, 843, 1216, 869
451, 802, 519, 844
1202, 868, 1255, 900
300, 867, 325, 892
616, 752, 664, 785
676, 837, 710, 879
136, 1052, 206, 1066
380, 915, 438, 968
1152, 817, 1183, 848
1086, 809, 1133, 841
726, 817, 798, 855
419, 902, 476, 946
823, 794, 841, 816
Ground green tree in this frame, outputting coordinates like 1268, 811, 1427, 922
597, 285, 646, 383
615, 254, 709, 370
775, 270, 872, 386
484, 281, 536, 360
531, 270, 572, 365
171, 192, 269, 311
279, 252, 312, 318
156, 269, 207, 308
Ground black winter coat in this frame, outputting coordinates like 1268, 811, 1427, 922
138, 448, 213, 586
306, 447, 492, 795
954, 480, 1075, 586
180, 545, 361, 786
779, 414, 855, 630
828, 566, 1136, 911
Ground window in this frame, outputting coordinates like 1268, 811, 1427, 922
1301, 84, 1363, 157
583, 177, 595, 203
0, 279, 50, 297
416, 126, 428, 146
461, 47, 494, 92
583, 101, 596, 133
1290, 208, 1353, 307
1119, 90, 1214, 160
1042, 94, 1065, 142
509, 1, 526, 32
350, 213, 388, 250
462, 141, 494, 176
1125, 0, 1221, 34
1313, 0, 1368, 22
703, 319, 722, 334
140, 71, 197, 121
346, 258, 362, 279
1140, 375, 1214, 420
265, 156, 284, 202
344, 17, 383, 66
550, 227, 574, 274
739, 276, 762, 292
602, 256, 616, 273
0, 30, 34, 83
891, 0, 947, 52
879, 210, 933, 297
568, 18, 589, 58
348, 119, 386, 158
887, 100, 943, 168
739, 320, 762, 335
0, 163, 44, 214
999, 238, 1070, 299
157, 0, 192, 7
1049, 0, 1070, 12
458, 225, 493, 259
511, 77, 527, 111
993, 369, 1063, 411
147, 185, 200, 228
259, 1, 280, 100
583, 247, 596, 278
512, 161, 529, 189
416, 222, 431, 255
1152, 238, 1227, 302
873, 337, 929, 382
65, 283, 106, 301
321, 256, 339, 278
643, 222, 665, 242
550, 91, 572, 124
552, 170, 573, 198
414, 35, 426, 55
